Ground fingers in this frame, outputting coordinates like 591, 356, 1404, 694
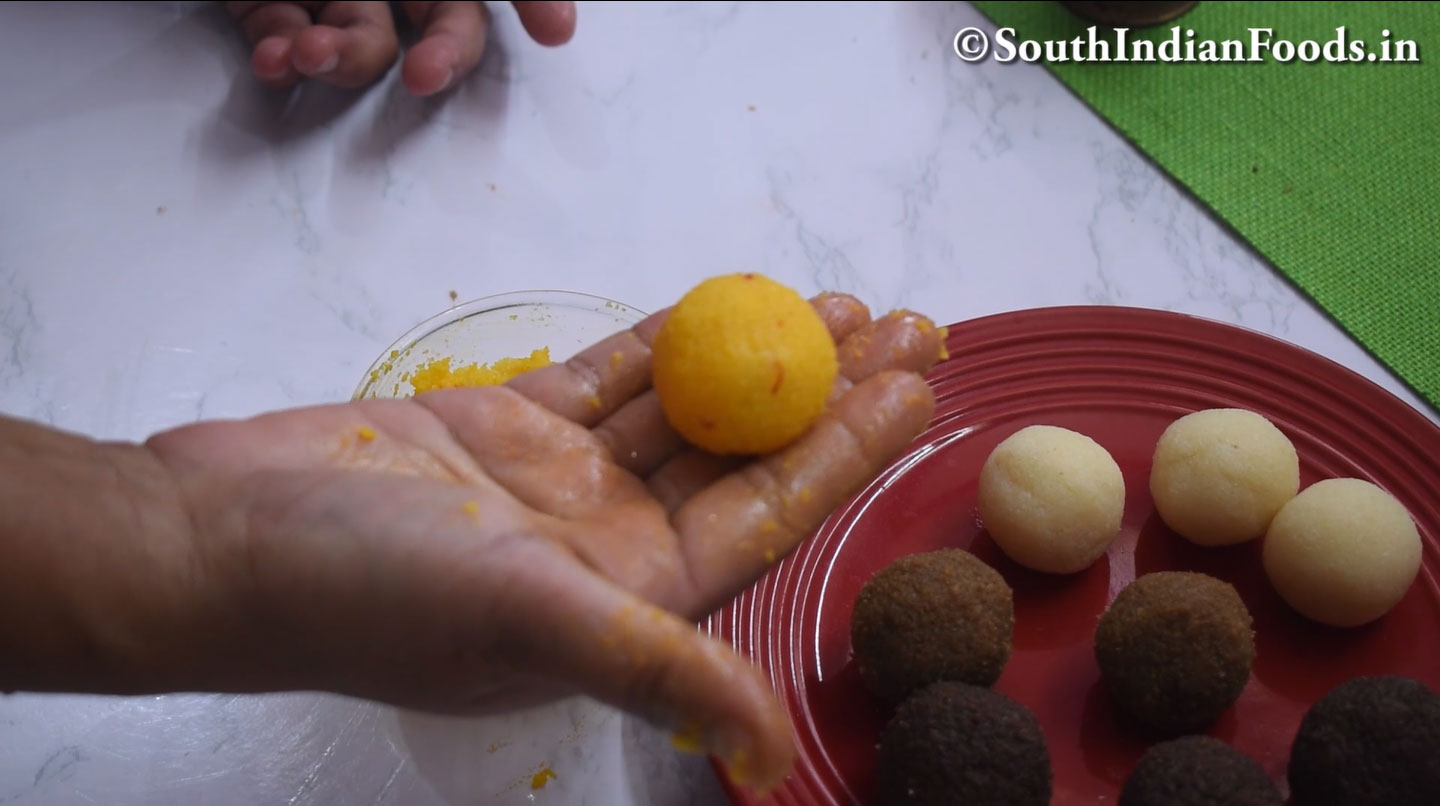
229, 2, 399, 90
586, 293, 876, 476
511, 1, 578, 46
504, 308, 670, 428
400, 1, 490, 96
838, 310, 945, 380
503, 555, 796, 795
646, 451, 745, 515
587, 392, 685, 476
673, 371, 937, 614
645, 309, 944, 513
511, 290, 878, 435
229, 1, 315, 89
413, 385, 695, 604
291, 1, 400, 87
810, 291, 873, 344
413, 386, 643, 517
230, 0, 573, 96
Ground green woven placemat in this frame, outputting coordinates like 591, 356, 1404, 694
970, 1, 1439, 411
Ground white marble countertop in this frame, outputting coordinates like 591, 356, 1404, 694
0, 1, 1433, 804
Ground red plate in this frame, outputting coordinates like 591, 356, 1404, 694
704, 306, 1440, 806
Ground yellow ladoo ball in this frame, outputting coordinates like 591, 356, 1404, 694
651, 273, 838, 455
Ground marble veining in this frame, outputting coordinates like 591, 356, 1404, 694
0, 1, 1434, 804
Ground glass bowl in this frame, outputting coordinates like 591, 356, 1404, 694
353, 290, 649, 401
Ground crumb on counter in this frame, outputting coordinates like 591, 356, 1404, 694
530, 765, 557, 790
408, 348, 552, 394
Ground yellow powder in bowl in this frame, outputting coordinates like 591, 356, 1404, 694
408, 348, 553, 394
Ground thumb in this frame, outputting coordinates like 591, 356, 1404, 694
502, 555, 796, 794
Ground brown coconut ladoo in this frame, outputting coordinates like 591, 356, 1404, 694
1288, 676, 1440, 806
1094, 571, 1255, 734
876, 681, 1052, 806
850, 548, 1014, 704
1119, 735, 1282, 806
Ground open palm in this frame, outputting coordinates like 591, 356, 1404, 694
144, 292, 940, 791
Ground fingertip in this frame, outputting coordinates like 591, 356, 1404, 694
401, 36, 461, 96
252, 35, 299, 84
810, 292, 872, 344
401, 1, 487, 96
714, 686, 798, 796
839, 308, 947, 381
886, 309, 948, 372
291, 26, 343, 75
232, 0, 309, 86
514, 0, 576, 46
667, 643, 795, 795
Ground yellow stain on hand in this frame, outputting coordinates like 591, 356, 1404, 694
462, 500, 480, 518
798, 487, 812, 504
356, 426, 377, 442
760, 519, 779, 534
670, 722, 706, 754
763, 548, 776, 563
588, 395, 603, 410
530, 765, 557, 790
610, 351, 624, 368
724, 748, 753, 786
